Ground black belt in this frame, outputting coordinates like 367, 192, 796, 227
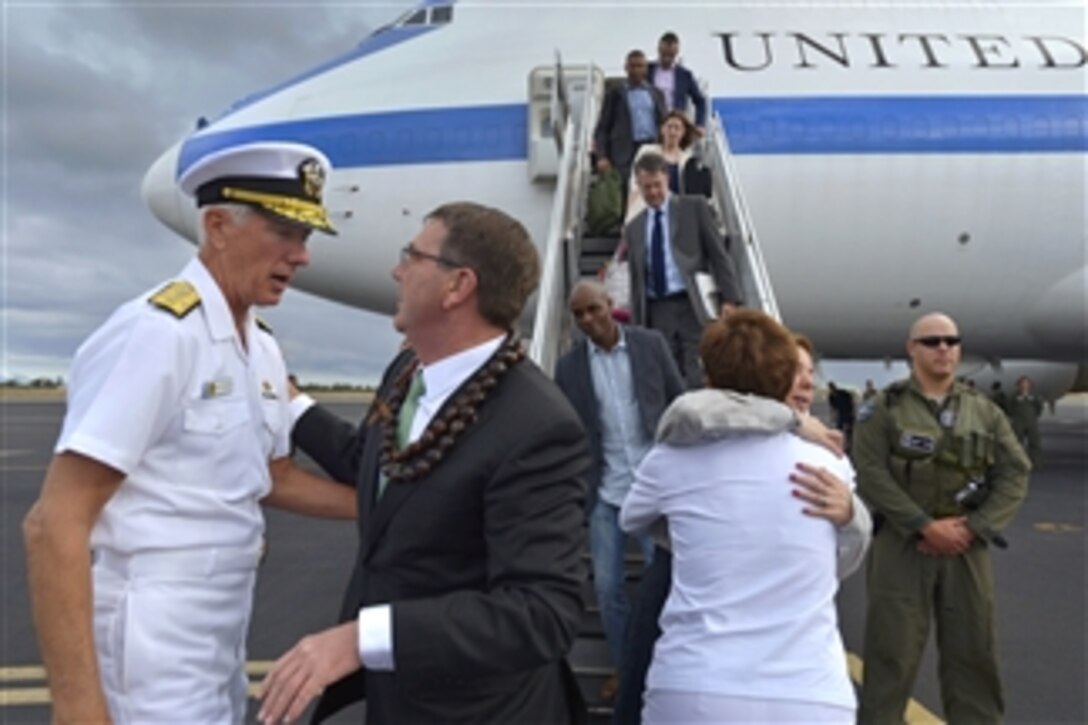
649, 291, 687, 302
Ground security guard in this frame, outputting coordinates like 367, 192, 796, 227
23, 141, 355, 723
855, 312, 1029, 724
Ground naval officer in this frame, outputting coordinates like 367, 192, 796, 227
23, 141, 357, 723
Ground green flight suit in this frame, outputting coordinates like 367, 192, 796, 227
1008, 393, 1043, 465
854, 378, 1030, 725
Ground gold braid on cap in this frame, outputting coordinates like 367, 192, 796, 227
372, 335, 526, 483
221, 187, 332, 229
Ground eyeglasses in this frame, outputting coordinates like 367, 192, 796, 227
399, 244, 461, 268
913, 335, 962, 348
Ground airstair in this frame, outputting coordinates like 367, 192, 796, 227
527, 59, 601, 376
526, 65, 783, 721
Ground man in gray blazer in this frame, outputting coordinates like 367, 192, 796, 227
626, 152, 741, 387
554, 280, 685, 701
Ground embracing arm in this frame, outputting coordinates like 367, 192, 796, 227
263, 457, 357, 519
789, 462, 872, 579
24, 453, 123, 724
292, 404, 367, 485
836, 494, 872, 578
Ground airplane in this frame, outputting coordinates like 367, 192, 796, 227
142, 0, 1087, 400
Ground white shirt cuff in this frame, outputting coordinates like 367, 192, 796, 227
357, 604, 394, 671
287, 393, 316, 429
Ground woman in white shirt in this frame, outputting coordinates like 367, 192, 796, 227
621, 311, 867, 724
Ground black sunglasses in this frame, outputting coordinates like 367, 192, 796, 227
913, 335, 962, 348
399, 244, 461, 268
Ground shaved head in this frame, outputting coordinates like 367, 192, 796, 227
907, 311, 961, 391
568, 279, 610, 306
909, 312, 959, 341
568, 279, 618, 349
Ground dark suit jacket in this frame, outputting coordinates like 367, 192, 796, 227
648, 62, 708, 126
625, 194, 742, 326
553, 325, 685, 501
593, 81, 666, 171
295, 348, 591, 724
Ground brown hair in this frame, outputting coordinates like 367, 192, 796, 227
634, 152, 670, 176
700, 310, 799, 401
793, 333, 815, 359
659, 110, 697, 150
426, 202, 540, 329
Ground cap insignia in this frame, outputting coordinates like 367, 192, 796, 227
298, 158, 326, 200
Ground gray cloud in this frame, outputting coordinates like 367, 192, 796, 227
3, 2, 414, 384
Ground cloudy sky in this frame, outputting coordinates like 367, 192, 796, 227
3, 1, 416, 385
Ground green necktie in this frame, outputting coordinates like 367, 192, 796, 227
379, 371, 425, 499
397, 371, 426, 449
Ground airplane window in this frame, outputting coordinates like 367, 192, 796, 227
431, 6, 453, 23
404, 9, 427, 25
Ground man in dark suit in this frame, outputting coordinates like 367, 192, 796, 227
554, 280, 685, 701
626, 152, 741, 387
649, 32, 708, 128
258, 202, 591, 724
594, 49, 667, 191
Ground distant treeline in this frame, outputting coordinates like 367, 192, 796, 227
2, 378, 374, 393
298, 383, 376, 393
3, 378, 65, 389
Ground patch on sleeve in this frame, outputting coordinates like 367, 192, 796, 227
255, 316, 274, 335
857, 400, 875, 423
148, 281, 201, 318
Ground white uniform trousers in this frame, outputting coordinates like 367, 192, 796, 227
92, 547, 261, 724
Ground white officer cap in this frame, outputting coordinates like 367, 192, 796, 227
178, 141, 337, 235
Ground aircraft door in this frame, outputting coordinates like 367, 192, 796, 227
527, 64, 604, 181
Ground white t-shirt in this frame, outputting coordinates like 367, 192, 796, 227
620, 431, 857, 710
57, 258, 291, 555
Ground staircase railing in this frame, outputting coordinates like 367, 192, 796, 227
529, 65, 598, 374
699, 113, 781, 321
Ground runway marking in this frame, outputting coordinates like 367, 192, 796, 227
847, 652, 945, 724
0, 687, 50, 706
0, 662, 281, 706
1034, 522, 1083, 533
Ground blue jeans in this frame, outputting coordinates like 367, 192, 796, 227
613, 547, 671, 725
590, 498, 655, 669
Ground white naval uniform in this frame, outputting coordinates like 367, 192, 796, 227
56, 257, 290, 724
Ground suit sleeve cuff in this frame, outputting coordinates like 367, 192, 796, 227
357, 605, 394, 671
287, 394, 316, 429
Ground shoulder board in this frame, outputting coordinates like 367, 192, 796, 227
148, 281, 200, 319
255, 316, 274, 335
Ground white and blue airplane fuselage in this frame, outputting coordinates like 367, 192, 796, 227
143, 0, 1087, 394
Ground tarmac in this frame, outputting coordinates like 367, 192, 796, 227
1, 393, 1084, 723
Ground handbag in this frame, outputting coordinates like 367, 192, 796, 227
600, 238, 631, 318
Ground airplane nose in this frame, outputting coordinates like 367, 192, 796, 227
142, 142, 198, 244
